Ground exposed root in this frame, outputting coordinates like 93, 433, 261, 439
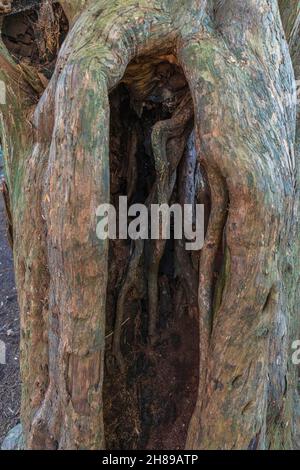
113, 239, 145, 371
148, 92, 194, 341
112, 59, 196, 364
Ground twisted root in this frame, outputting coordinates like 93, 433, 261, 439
113, 87, 195, 366
148, 92, 194, 340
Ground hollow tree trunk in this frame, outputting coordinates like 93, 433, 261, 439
0, 0, 300, 450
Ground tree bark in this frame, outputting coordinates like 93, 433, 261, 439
0, 0, 299, 450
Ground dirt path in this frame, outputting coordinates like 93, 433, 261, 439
0, 166, 21, 444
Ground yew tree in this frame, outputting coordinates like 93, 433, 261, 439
0, 0, 300, 450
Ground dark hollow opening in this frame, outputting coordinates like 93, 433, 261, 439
103, 55, 202, 450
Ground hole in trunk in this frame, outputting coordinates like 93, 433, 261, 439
1, 1, 68, 92
103, 54, 202, 450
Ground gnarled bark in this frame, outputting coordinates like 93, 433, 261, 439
0, 0, 299, 450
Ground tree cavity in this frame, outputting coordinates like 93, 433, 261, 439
103, 54, 203, 450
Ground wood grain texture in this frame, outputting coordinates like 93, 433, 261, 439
0, 0, 299, 450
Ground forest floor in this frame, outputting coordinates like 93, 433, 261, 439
0, 170, 21, 445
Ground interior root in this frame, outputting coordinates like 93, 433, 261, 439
103, 54, 207, 449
